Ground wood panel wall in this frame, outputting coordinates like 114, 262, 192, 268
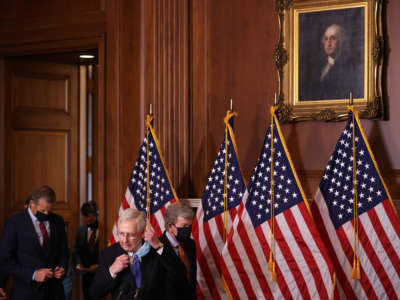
0, 0, 400, 245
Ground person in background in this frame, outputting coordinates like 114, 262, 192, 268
73, 202, 99, 300
145, 200, 196, 300
0, 185, 69, 300
90, 208, 165, 300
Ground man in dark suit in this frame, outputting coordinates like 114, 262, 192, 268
146, 200, 196, 300
0, 185, 69, 300
90, 208, 165, 300
73, 202, 100, 300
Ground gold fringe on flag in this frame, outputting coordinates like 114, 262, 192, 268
349, 105, 360, 280
223, 110, 238, 242
269, 105, 277, 281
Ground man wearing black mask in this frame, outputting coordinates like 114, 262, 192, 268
146, 200, 196, 300
73, 202, 100, 300
0, 185, 68, 300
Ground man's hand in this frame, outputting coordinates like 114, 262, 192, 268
34, 268, 53, 282
0, 287, 6, 300
53, 266, 65, 279
109, 254, 129, 275
88, 264, 98, 273
144, 228, 161, 249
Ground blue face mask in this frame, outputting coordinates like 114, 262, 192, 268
135, 241, 151, 259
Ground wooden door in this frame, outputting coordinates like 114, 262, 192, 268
4, 58, 79, 248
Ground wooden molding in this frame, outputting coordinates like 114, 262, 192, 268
144, 0, 190, 197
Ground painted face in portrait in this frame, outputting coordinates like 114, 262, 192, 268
322, 24, 343, 58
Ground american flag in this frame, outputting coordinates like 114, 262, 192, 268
311, 108, 400, 299
110, 115, 178, 243
192, 111, 246, 300
221, 108, 335, 299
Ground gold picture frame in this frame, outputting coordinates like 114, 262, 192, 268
275, 0, 384, 122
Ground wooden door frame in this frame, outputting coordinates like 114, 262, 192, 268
0, 36, 106, 250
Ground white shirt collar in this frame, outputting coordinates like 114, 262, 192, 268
28, 207, 38, 222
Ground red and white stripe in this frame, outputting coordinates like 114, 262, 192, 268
221, 190, 335, 299
192, 202, 239, 300
110, 187, 176, 244
312, 188, 400, 299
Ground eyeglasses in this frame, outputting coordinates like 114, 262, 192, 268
117, 232, 140, 240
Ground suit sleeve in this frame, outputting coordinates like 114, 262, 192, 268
72, 227, 82, 266
55, 216, 69, 270
0, 218, 36, 284
0, 272, 8, 289
90, 250, 118, 299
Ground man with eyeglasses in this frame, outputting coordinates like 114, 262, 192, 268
90, 209, 165, 300
145, 200, 196, 300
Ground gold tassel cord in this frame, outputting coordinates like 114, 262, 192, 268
223, 123, 228, 243
268, 106, 277, 281
350, 107, 361, 280
222, 110, 237, 242
146, 114, 154, 229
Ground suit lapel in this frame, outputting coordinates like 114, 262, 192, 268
24, 209, 43, 254
49, 216, 57, 253
115, 243, 136, 289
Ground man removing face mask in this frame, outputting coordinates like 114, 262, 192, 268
145, 200, 196, 300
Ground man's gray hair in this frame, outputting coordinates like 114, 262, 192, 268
165, 200, 194, 230
118, 208, 146, 232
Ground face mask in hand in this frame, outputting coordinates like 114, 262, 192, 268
35, 211, 50, 222
176, 226, 192, 242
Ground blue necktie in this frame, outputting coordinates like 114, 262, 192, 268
132, 254, 141, 288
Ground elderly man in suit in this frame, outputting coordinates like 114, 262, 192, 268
90, 208, 165, 300
0, 185, 69, 300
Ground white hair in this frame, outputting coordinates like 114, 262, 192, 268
118, 208, 146, 232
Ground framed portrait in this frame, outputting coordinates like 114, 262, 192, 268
274, 0, 384, 122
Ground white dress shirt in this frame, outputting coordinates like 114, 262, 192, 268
28, 207, 50, 246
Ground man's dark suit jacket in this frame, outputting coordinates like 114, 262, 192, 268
0, 209, 69, 300
299, 53, 363, 101
90, 242, 165, 300
0, 272, 7, 289
73, 224, 99, 268
159, 232, 196, 300
73, 224, 99, 300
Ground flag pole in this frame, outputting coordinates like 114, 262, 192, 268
223, 99, 233, 242
146, 104, 153, 229
349, 92, 361, 279
269, 94, 277, 281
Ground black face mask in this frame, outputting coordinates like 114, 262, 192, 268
88, 220, 99, 230
35, 211, 50, 222
176, 226, 192, 242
